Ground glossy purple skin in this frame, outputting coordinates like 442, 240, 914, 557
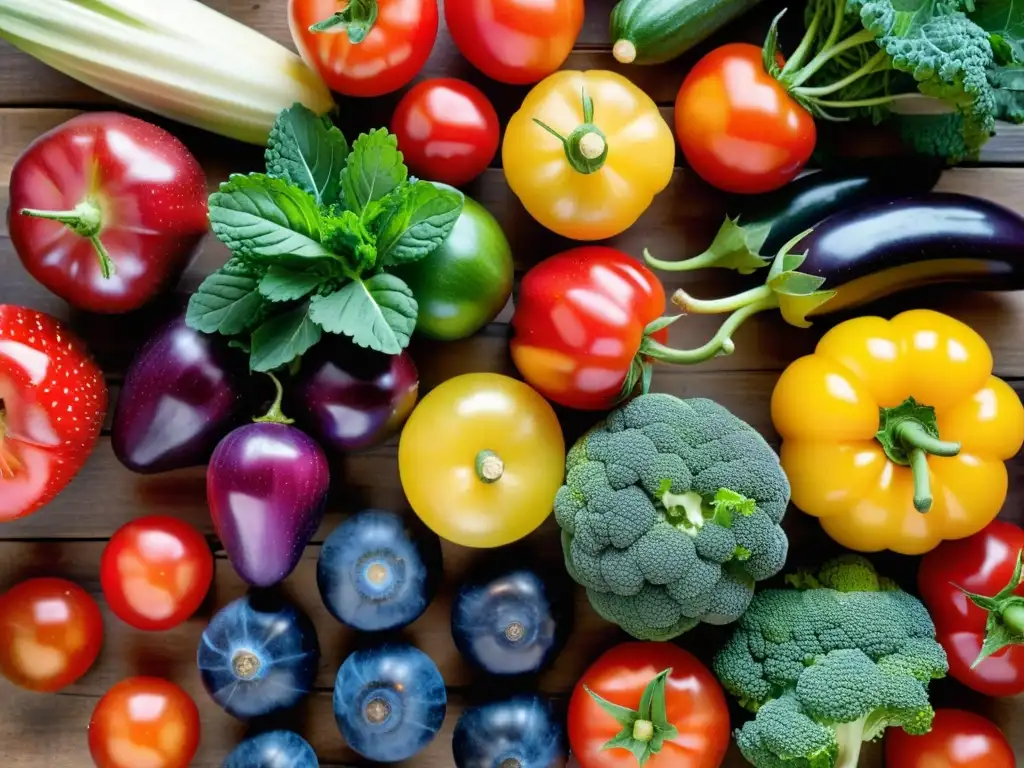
112, 316, 247, 474
208, 422, 330, 587
289, 336, 419, 453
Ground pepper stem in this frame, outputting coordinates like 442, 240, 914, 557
253, 372, 295, 425
955, 549, 1024, 668
475, 450, 504, 483
21, 200, 116, 278
309, 0, 378, 42
0, 405, 23, 479
533, 87, 608, 174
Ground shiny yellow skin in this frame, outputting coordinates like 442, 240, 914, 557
398, 373, 566, 548
771, 309, 1024, 555
502, 70, 675, 241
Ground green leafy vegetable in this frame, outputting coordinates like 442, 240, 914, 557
266, 103, 349, 206
341, 128, 408, 215
250, 301, 323, 373
187, 258, 267, 335
309, 273, 417, 355
375, 181, 465, 267
258, 266, 325, 303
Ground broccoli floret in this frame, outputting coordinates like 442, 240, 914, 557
554, 395, 791, 641
715, 557, 948, 768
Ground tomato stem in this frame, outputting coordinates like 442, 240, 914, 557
584, 668, 680, 766
958, 549, 1024, 668
792, 50, 891, 98
253, 372, 296, 425
632, 719, 655, 742
20, 200, 116, 279
309, 0, 378, 42
475, 450, 504, 484
1003, 604, 1024, 634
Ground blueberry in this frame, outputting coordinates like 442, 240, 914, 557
453, 695, 566, 768
452, 565, 573, 676
199, 592, 320, 720
333, 643, 447, 762
222, 730, 318, 768
317, 509, 442, 632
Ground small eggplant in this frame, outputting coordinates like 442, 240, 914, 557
650, 193, 1024, 361
112, 315, 247, 473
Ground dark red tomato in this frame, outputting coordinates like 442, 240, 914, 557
885, 709, 1016, 768
445, 0, 584, 85
289, 0, 438, 97
101, 516, 214, 632
89, 677, 200, 768
0, 578, 103, 692
919, 520, 1024, 697
675, 43, 816, 195
8, 113, 208, 313
569, 642, 730, 768
391, 78, 500, 186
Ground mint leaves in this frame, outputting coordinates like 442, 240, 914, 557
188, 104, 464, 372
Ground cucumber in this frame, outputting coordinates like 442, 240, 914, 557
609, 0, 766, 65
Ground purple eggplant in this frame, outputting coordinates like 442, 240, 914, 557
112, 315, 248, 474
208, 376, 330, 587
288, 335, 419, 453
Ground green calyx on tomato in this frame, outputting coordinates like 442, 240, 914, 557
532, 88, 609, 175
585, 668, 680, 766
955, 548, 1024, 668
310, 0, 378, 42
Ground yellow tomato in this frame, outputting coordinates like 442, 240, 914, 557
502, 70, 675, 241
398, 373, 566, 548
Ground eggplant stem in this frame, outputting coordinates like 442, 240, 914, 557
642, 297, 776, 364
253, 372, 295, 425
673, 284, 774, 314
644, 246, 720, 272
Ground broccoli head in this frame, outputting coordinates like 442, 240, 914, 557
714, 556, 948, 768
553, 394, 791, 641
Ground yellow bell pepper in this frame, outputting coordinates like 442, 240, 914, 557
502, 70, 675, 241
772, 309, 1024, 555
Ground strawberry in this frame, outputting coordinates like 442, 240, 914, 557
0, 306, 107, 521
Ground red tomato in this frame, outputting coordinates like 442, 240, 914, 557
919, 520, 1024, 697
289, 0, 438, 97
444, 0, 583, 85
675, 43, 816, 195
8, 113, 208, 313
510, 247, 669, 411
89, 677, 200, 768
569, 642, 730, 768
0, 578, 103, 692
101, 516, 214, 631
0, 306, 108, 521
391, 78, 500, 186
885, 709, 1016, 768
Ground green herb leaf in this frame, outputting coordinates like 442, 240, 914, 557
186, 258, 267, 335
249, 301, 323, 372
259, 265, 326, 303
322, 209, 378, 273
340, 129, 408, 215
374, 181, 464, 267
266, 103, 349, 206
308, 273, 417, 354
209, 174, 335, 267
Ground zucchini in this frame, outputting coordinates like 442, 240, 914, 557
610, 0, 766, 65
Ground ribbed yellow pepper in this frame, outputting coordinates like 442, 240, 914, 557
771, 309, 1024, 555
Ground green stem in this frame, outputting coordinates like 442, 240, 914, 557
792, 50, 890, 97
644, 246, 720, 273
21, 201, 115, 278
673, 284, 774, 315
779, 0, 824, 77
894, 421, 961, 513
309, 0, 378, 42
786, 28, 878, 89
633, 720, 654, 742
475, 450, 504, 483
642, 297, 777, 365
253, 372, 295, 425
802, 93, 904, 109
1003, 604, 1024, 634
532, 87, 608, 174
834, 718, 866, 768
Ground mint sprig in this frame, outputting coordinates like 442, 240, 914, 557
187, 104, 464, 372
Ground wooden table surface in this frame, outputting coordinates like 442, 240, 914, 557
3, 1, 1024, 766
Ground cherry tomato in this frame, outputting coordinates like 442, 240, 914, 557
100, 516, 214, 631
444, 0, 584, 85
885, 709, 1015, 768
89, 677, 200, 768
675, 43, 816, 194
398, 373, 565, 548
0, 578, 103, 692
391, 78, 500, 186
569, 642, 730, 768
288, 0, 439, 97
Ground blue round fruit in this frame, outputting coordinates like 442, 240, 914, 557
333, 644, 447, 762
222, 730, 319, 768
317, 509, 442, 632
199, 593, 320, 720
451, 565, 572, 676
452, 695, 566, 768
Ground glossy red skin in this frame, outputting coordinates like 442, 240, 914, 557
885, 709, 1016, 768
8, 113, 208, 313
0, 578, 103, 692
510, 247, 668, 411
101, 516, 214, 631
919, 520, 1024, 697
675, 43, 816, 195
89, 677, 200, 768
569, 642, 730, 768
444, 0, 583, 85
289, 0, 438, 97
391, 78, 500, 187
0, 306, 108, 522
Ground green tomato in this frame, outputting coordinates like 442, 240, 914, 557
398, 195, 513, 341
